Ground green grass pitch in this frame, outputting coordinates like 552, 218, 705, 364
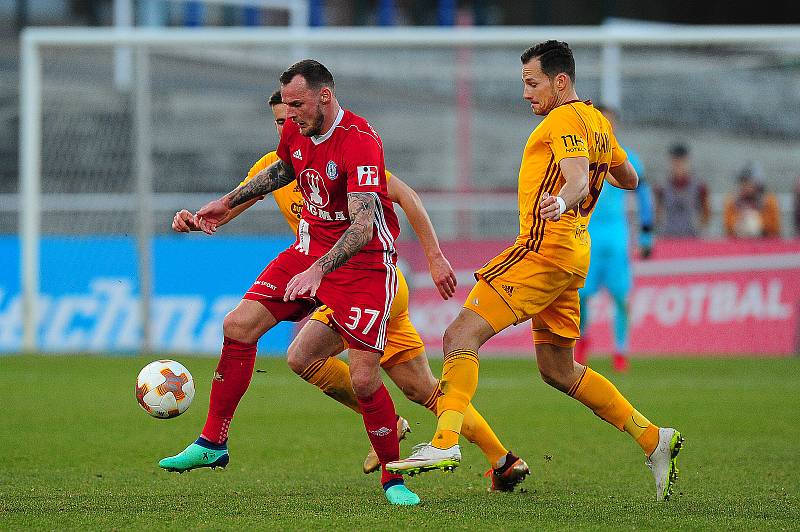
1, 355, 798, 530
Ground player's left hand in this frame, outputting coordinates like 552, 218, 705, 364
428, 253, 457, 300
285, 264, 324, 301
539, 192, 562, 221
195, 198, 230, 235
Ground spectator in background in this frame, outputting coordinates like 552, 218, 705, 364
655, 143, 710, 237
724, 162, 781, 239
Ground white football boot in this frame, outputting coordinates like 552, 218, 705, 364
646, 427, 685, 501
386, 442, 461, 475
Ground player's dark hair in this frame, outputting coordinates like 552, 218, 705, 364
268, 89, 282, 107
279, 59, 335, 91
521, 40, 575, 83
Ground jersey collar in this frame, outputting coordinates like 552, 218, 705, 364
312, 107, 344, 146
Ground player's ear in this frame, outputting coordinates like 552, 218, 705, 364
320, 87, 332, 105
555, 72, 568, 91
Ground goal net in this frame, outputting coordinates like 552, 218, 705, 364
9, 25, 800, 354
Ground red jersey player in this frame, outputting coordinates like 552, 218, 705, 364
158, 60, 419, 506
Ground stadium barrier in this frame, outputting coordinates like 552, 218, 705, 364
400, 239, 800, 356
0, 235, 295, 354
3, 235, 797, 356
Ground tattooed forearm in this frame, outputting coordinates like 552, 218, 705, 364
226, 159, 296, 208
316, 192, 376, 274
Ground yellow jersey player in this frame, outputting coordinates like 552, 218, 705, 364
389, 40, 683, 502
172, 90, 530, 492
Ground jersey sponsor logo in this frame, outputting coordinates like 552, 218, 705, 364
326, 160, 338, 180
357, 165, 379, 186
561, 134, 586, 154
299, 168, 330, 208
293, 149, 303, 160
290, 202, 303, 219
254, 280, 277, 290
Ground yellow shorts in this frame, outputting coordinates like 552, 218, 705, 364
311, 268, 425, 367
463, 244, 584, 346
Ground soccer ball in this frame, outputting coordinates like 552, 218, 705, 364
135, 360, 195, 418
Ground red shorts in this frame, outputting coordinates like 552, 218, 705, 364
244, 246, 398, 353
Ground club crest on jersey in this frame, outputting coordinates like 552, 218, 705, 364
326, 160, 338, 180
299, 168, 330, 208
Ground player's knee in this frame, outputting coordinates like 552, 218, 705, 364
222, 310, 254, 342
349, 367, 379, 398
285, 346, 306, 376
443, 319, 473, 352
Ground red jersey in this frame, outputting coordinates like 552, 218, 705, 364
277, 108, 400, 267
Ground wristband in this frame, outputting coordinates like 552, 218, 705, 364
555, 196, 567, 216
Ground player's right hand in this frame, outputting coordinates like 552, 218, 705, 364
428, 253, 457, 300
172, 209, 200, 232
195, 198, 230, 235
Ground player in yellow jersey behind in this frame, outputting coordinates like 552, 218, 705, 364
388, 41, 683, 502
172, 90, 530, 491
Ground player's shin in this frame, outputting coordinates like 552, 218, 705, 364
357, 383, 403, 486
301, 357, 360, 413
423, 381, 507, 466
200, 337, 257, 445
569, 366, 659, 455
433, 349, 479, 449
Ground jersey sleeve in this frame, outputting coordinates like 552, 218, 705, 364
385, 170, 393, 184
546, 107, 590, 163
342, 132, 385, 194
609, 129, 628, 168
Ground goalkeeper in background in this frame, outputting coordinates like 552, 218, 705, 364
574, 104, 654, 372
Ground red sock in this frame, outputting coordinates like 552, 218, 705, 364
200, 336, 257, 445
357, 384, 402, 486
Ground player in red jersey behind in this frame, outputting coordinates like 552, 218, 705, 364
158, 60, 419, 506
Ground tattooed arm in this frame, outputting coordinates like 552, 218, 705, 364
194, 159, 295, 234
317, 192, 376, 274
283, 192, 377, 300
225, 159, 296, 208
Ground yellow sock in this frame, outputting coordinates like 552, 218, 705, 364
570, 367, 660, 455
423, 383, 507, 467
301, 357, 360, 414
625, 410, 660, 456
570, 367, 632, 430
462, 404, 508, 467
433, 349, 480, 449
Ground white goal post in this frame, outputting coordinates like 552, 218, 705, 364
17, 25, 800, 352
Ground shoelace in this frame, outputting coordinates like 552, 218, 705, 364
409, 442, 431, 458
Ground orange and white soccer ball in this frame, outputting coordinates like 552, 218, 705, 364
135, 360, 195, 418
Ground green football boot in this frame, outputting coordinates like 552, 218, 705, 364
159, 439, 229, 472
383, 483, 421, 506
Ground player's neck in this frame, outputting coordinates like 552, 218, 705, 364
555, 89, 580, 108
319, 102, 343, 137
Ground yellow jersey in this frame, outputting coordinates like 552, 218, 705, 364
514, 100, 627, 277
241, 151, 393, 235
